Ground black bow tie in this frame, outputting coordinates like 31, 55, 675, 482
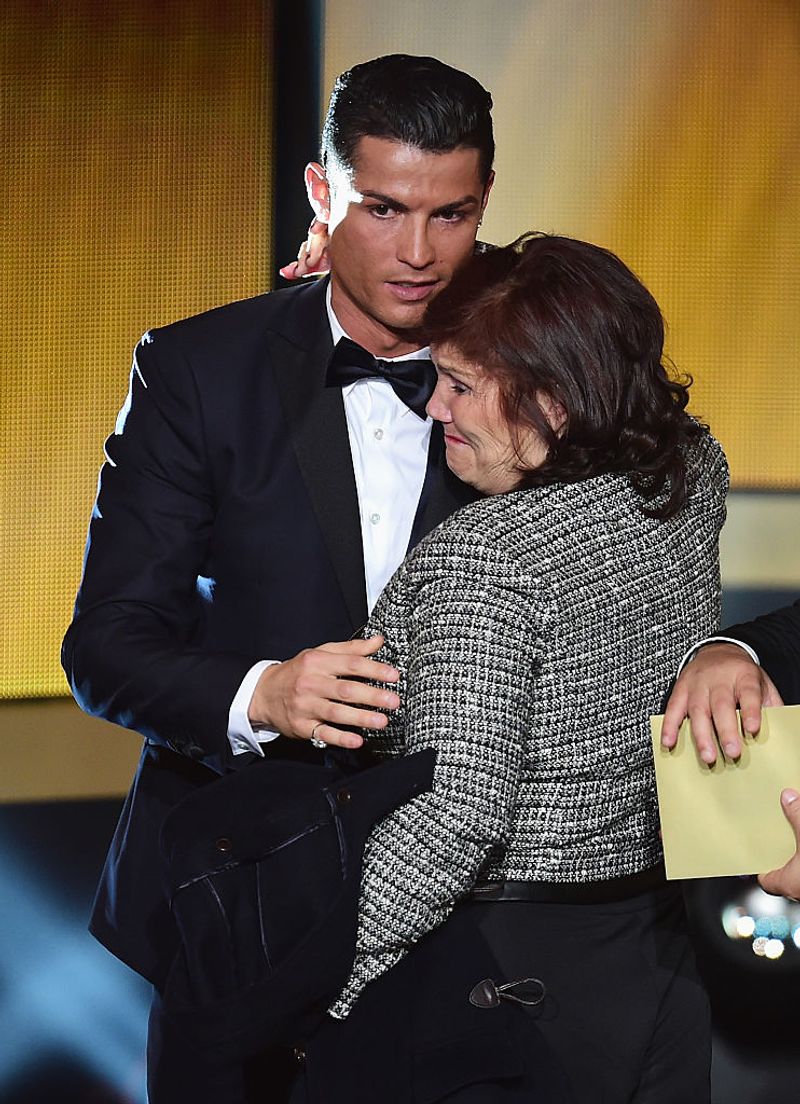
325, 337, 436, 420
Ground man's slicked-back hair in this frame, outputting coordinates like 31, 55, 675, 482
321, 54, 495, 182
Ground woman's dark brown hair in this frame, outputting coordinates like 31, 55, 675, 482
424, 232, 703, 519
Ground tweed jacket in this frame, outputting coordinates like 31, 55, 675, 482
331, 430, 728, 1016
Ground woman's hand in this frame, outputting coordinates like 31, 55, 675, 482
279, 218, 331, 280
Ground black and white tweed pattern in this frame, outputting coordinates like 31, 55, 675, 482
331, 431, 727, 1016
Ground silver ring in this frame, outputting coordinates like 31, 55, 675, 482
310, 723, 326, 750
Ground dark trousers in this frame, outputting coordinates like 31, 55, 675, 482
472, 884, 711, 1103
147, 993, 297, 1104
288, 905, 574, 1104
148, 884, 707, 1103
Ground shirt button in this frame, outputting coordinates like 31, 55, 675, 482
370, 513, 380, 525
374, 428, 384, 440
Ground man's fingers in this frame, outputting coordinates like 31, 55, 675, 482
780, 788, 800, 836
278, 221, 331, 281
318, 634, 385, 654
306, 722, 364, 750
304, 218, 330, 271
758, 790, 800, 900
317, 635, 400, 682
762, 672, 784, 709
660, 686, 688, 747
706, 687, 744, 759
317, 697, 390, 732
737, 671, 769, 736
290, 657, 400, 713
685, 707, 720, 765
661, 684, 722, 763
758, 868, 783, 896
327, 674, 399, 710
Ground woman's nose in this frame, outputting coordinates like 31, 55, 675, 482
426, 382, 451, 422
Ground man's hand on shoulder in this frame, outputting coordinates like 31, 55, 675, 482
249, 635, 400, 748
759, 789, 800, 901
661, 642, 782, 764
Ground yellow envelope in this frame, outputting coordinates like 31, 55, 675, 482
650, 706, 800, 880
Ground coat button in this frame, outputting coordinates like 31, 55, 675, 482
215, 837, 233, 853
336, 788, 351, 804
293, 1045, 306, 1062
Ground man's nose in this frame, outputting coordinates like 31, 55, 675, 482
397, 219, 435, 269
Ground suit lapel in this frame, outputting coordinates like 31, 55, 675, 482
270, 280, 368, 630
408, 422, 481, 551
268, 278, 479, 624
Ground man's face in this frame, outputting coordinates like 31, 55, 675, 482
318, 136, 492, 355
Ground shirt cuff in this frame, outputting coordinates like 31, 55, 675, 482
227, 660, 281, 756
676, 636, 761, 677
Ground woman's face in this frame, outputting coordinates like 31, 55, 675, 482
427, 344, 549, 494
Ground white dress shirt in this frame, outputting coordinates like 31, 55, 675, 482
227, 286, 433, 755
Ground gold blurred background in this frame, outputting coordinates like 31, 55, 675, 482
2, 0, 798, 799
2, 0, 273, 701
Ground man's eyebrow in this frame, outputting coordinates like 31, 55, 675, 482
360, 191, 410, 211
359, 191, 480, 215
432, 195, 480, 215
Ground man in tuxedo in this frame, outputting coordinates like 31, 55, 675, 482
62, 53, 495, 1101
662, 600, 800, 898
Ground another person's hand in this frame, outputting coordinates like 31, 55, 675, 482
661, 642, 783, 764
759, 789, 800, 901
248, 635, 400, 748
278, 218, 331, 280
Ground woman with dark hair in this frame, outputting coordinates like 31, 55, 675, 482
292, 235, 726, 1103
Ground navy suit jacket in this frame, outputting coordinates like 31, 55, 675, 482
726, 600, 800, 705
62, 276, 477, 986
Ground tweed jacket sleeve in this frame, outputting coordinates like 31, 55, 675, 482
330, 528, 543, 1017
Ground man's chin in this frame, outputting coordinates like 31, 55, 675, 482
375, 304, 429, 339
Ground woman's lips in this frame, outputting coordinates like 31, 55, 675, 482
386, 280, 439, 302
444, 432, 468, 446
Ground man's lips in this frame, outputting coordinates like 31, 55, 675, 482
385, 280, 440, 302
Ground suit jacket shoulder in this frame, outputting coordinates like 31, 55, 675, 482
140, 277, 330, 376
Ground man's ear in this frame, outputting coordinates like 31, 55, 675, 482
480, 170, 496, 217
305, 162, 331, 223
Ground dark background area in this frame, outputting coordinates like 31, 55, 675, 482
3, 0, 799, 1099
